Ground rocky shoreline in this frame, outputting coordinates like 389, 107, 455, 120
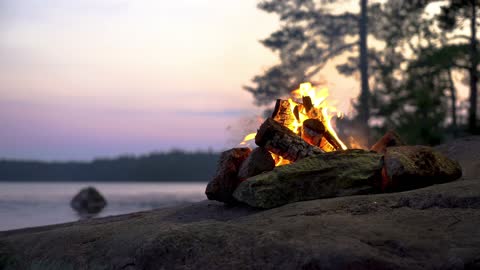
1, 137, 480, 270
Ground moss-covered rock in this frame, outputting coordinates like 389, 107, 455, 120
383, 146, 462, 192
233, 150, 384, 209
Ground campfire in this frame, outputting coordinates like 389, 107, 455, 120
206, 83, 463, 209
240, 82, 347, 166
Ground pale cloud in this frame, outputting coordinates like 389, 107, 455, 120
0, 0, 359, 160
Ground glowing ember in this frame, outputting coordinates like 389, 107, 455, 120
271, 153, 290, 166
240, 82, 349, 166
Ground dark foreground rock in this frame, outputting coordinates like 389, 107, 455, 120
1, 137, 479, 270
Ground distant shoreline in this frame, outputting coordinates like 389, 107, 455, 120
0, 151, 219, 182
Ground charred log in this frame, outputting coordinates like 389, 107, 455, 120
303, 96, 322, 119
272, 99, 296, 128
302, 119, 325, 147
238, 147, 275, 179
302, 96, 314, 113
370, 130, 405, 154
205, 148, 252, 203
255, 118, 324, 162
323, 129, 344, 151
301, 118, 343, 151
293, 104, 302, 122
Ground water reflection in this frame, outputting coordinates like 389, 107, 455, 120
0, 182, 206, 230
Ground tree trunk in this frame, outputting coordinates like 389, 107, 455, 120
448, 68, 458, 136
359, 0, 371, 141
469, 0, 478, 133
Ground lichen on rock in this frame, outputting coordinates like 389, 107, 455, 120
233, 150, 384, 209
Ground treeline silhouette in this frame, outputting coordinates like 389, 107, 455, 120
0, 150, 220, 182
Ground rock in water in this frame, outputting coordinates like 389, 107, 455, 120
382, 146, 462, 192
233, 150, 384, 209
237, 147, 275, 179
205, 148, 252, 203
70, 187, 107, 215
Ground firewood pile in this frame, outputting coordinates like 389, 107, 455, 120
205, 83, 462, 209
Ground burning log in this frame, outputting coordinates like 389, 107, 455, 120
205, 148, 252, 203
292, 104, 303, 122
301, 119, 344, 152
322, 129, 344, 152
233, 150, 384, 209
302, 96, 323, 119
301, 119, 325, 146
302, 96, 314, 113
238, 147, 275, 179
272, 99, 296, 127
270, 91, 345, 152
370, 130, 405, 154
382, 146, 462, 192
255, 118, 324, 162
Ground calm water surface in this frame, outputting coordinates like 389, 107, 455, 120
0, 182, 206, 231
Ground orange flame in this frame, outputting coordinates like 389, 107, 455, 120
348, 136, 366, 149
239, 132, 256, 146
286, 82, 347, 150
239, 82, 349, 166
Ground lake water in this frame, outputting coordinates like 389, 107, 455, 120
0, 182, 206, 231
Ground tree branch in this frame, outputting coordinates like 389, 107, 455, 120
305, 42, 357, 79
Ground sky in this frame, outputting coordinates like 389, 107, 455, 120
0, 0, 360, 160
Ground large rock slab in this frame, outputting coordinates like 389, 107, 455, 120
1, 179, 480, 270
233, 150, 384, 209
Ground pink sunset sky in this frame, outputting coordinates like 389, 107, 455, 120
0, 0, 363, 160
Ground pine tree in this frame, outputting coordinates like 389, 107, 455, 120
245, 0, 373, 131
438, 0, 480, 133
